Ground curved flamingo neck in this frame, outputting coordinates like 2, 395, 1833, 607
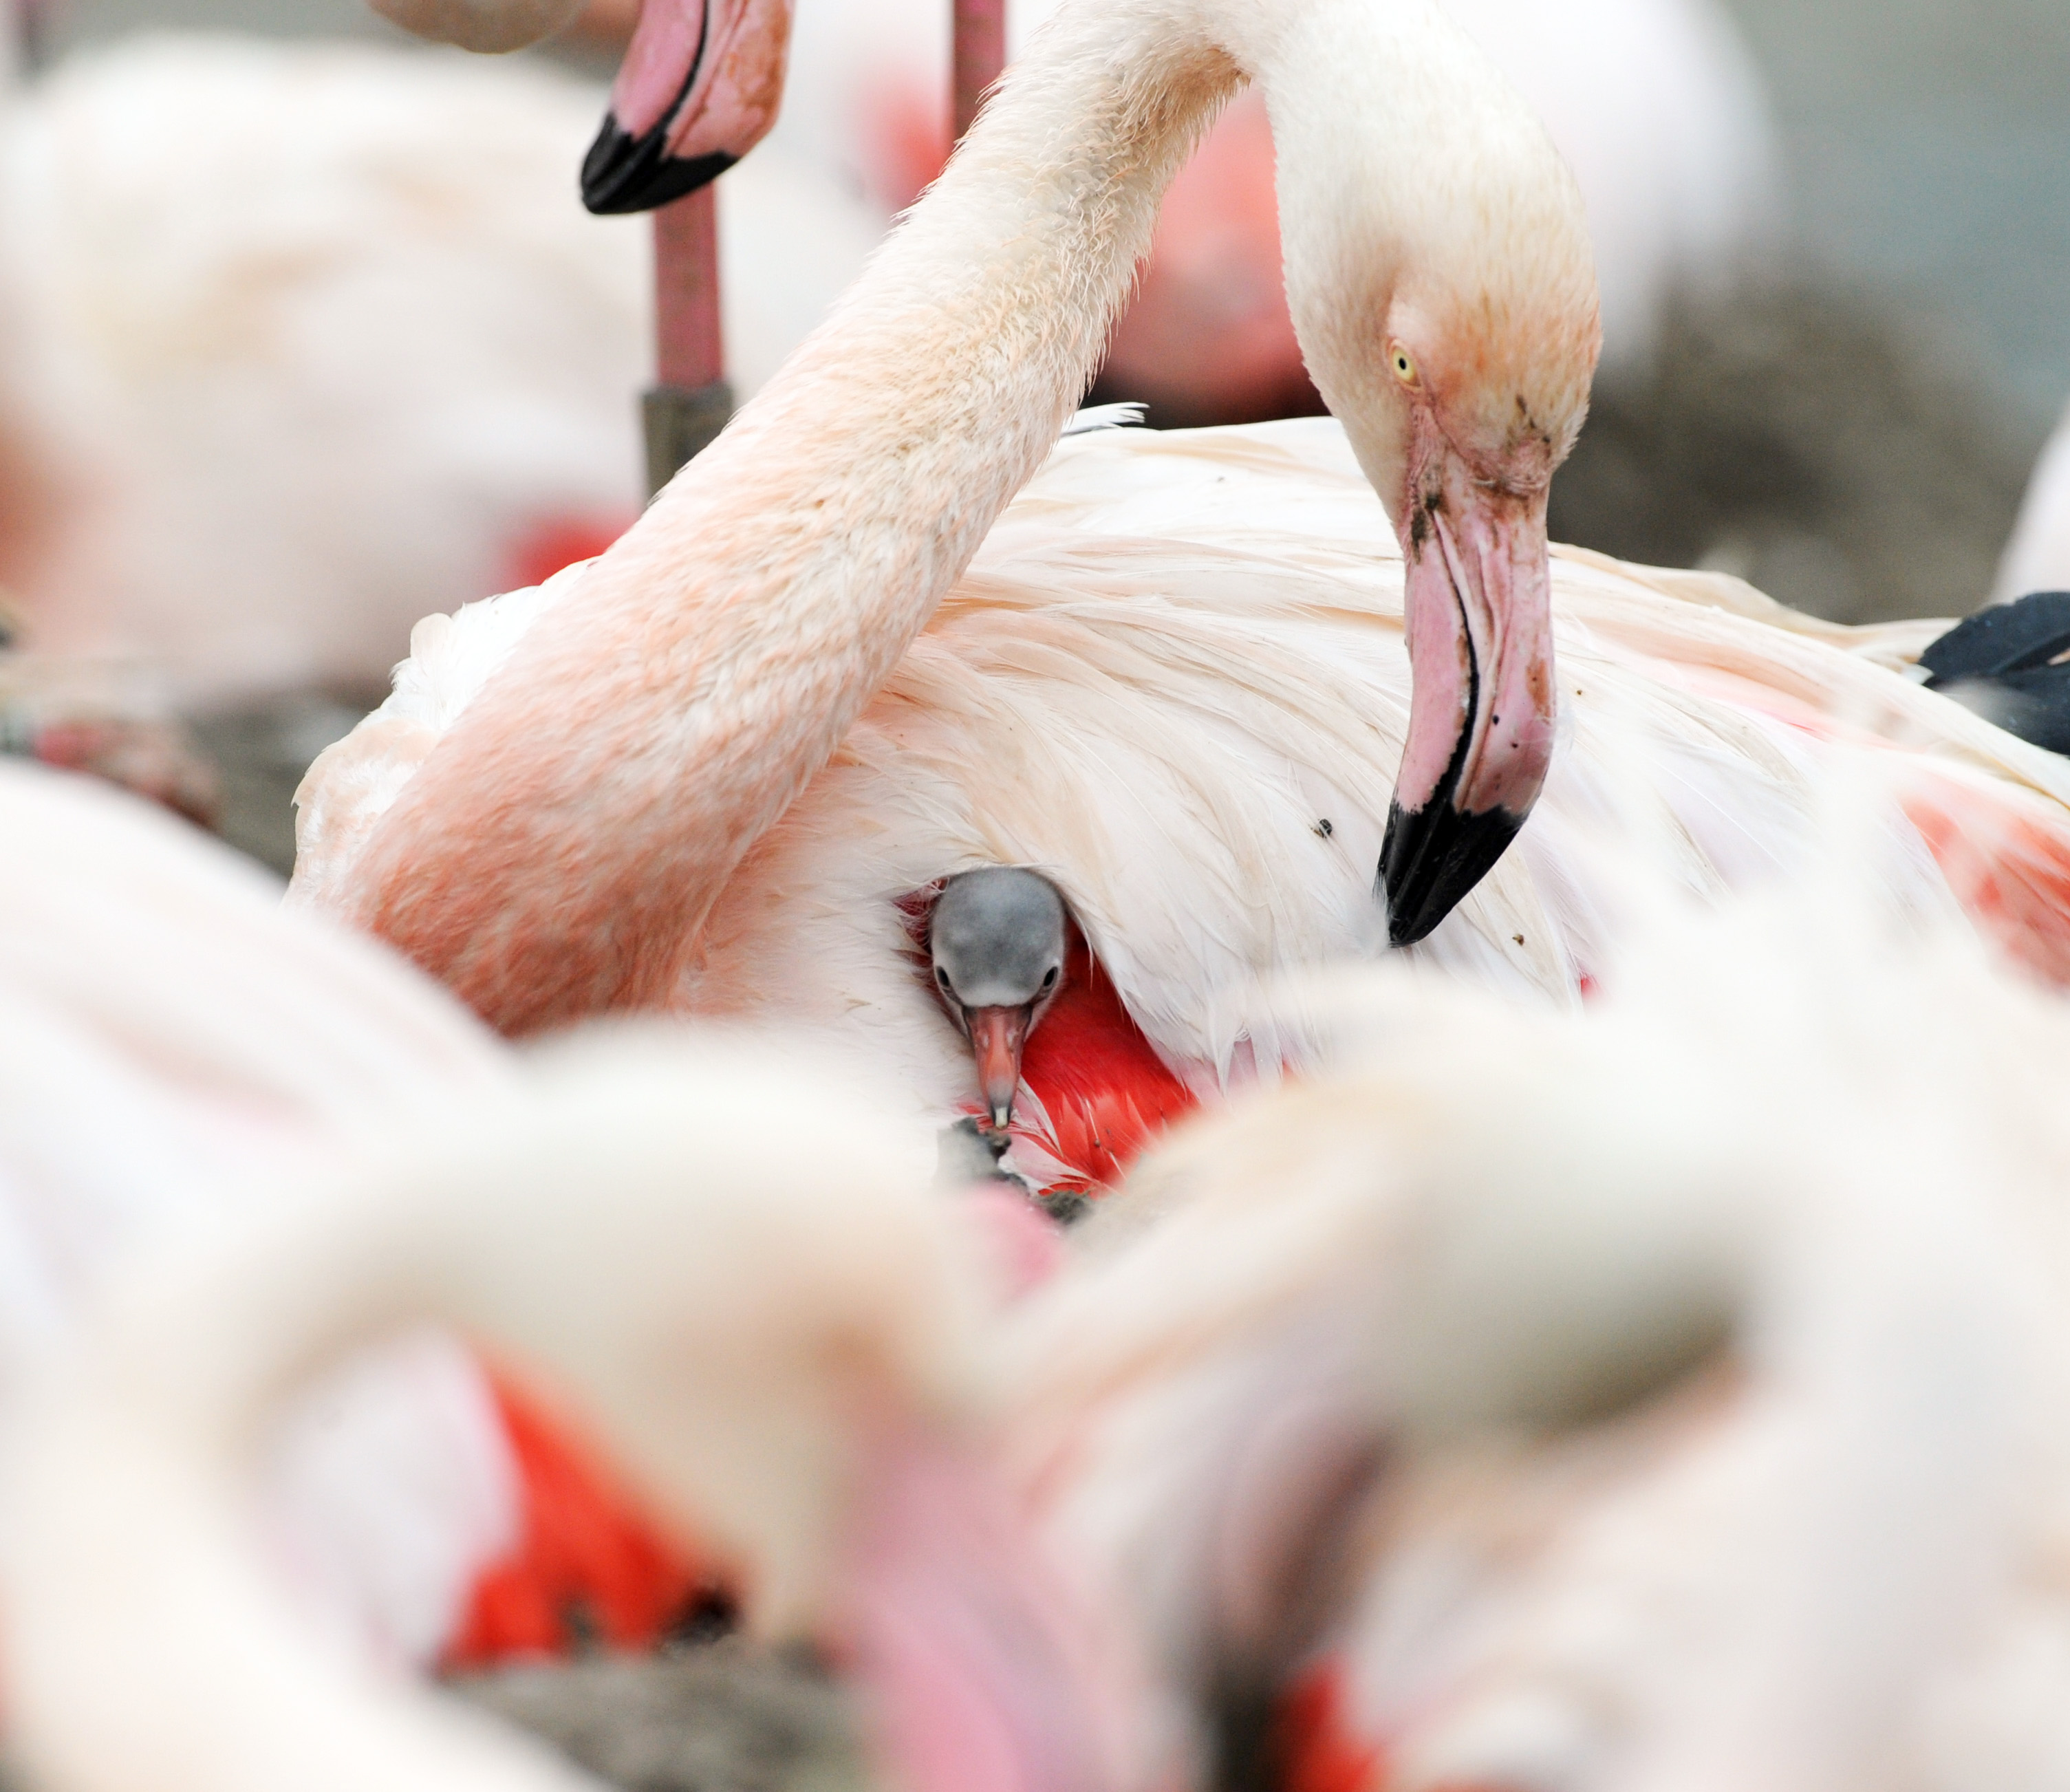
338, 0, 1539, 1035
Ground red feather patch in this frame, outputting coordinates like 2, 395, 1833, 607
1277, 1659, 1387, 1792
1903, 778, 2070, 989
500, 512, 634, 596
440, 1367, 719, 1670
1014, 927, 1198, 1194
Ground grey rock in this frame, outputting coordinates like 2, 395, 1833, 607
450, 1641, 876, 1792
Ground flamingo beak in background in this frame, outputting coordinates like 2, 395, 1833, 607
1379, 429, 1556, 947
582, 0, 794, 214
967, 1006, 1033, 1131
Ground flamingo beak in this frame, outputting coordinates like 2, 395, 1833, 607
582, 0, 793, 214
1379, 438, 1555, 947
966, 1006, 1032, 1132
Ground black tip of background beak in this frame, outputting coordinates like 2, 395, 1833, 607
1379, 796, 1527, 947
581, 112, 735, 215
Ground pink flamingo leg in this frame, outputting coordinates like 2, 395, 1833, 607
951, 0, 1006, 143
644, 187, 731, 493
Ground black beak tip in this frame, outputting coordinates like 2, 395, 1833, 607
1379, 797, 1527, 947
581, 113, 736, 215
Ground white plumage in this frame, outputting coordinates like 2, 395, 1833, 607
1006, 866, 2070, 1790
295, 418, 2070, 1181
0, 759, 524, 1665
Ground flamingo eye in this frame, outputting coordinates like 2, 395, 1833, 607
1391, 346, 1418, 386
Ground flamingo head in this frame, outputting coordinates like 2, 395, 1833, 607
1273, 26, 1601, 946
1370, 272, 1595, 947
929, 867, 1068, 1133
581, 0, 795, 213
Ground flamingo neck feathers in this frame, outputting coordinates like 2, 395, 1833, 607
338, 0, 1587, 1035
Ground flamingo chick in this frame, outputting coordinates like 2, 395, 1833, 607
929, 866, 1068, 1132
0, 1032, 1147, 1792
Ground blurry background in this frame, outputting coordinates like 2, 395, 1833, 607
35, 0, 2070, 414
1545, 0, 2070, 626
1734, 0, 2070, 423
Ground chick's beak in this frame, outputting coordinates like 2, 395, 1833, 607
967, 1006, 1033, 1131
1380, 428, 1556, 947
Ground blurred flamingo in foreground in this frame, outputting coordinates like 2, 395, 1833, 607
0, 758, 716, 1674
0, 1033, 1147, 1792
1009, 872, 2070, 1790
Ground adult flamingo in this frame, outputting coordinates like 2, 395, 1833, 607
303, 0, 1602, 1030
1008, 874, 2070, 1790
0, 1032, 1146, 1792
0, 758, 711, 1672
299, 416, 2070, 1200
305, 0, 2070, 1204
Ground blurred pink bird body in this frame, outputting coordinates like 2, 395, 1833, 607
1008, 881, 2070, 1791
1, 37, 647, 701
0, 760, 708, 1674
729, 0, 1776, 409
0, 1034, 1147, 1792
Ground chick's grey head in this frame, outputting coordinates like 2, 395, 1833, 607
929, 868, 1068, 1130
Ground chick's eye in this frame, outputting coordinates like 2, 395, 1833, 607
1041, 966, 1059, 991
935, 966, 953, 993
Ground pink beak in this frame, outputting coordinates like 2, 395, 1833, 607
1380, 427, 1556, 946
583, 0, 793, 214
967, 1005, 1032, 1132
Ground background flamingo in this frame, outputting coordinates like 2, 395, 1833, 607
563, 0, 1778, 417
1998, 402, 2070, 603
0, 34, 650, 702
